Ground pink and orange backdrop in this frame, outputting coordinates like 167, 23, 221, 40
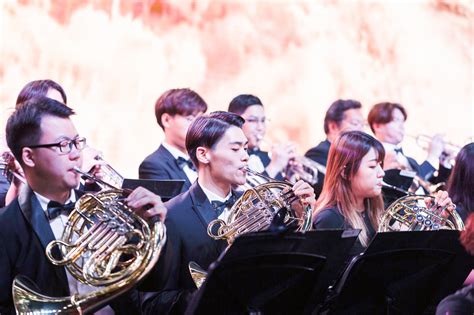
1, 0, 473, 177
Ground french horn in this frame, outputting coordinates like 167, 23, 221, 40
379, 182, 464, 232
13, 168, 166, 314
189, 168, 313, 288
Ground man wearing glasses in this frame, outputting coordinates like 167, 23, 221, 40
0, 97, 167, 315
228, 94, 296, 180
304, 99, 365, 198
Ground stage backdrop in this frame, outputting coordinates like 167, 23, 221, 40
1, 0, 472, 177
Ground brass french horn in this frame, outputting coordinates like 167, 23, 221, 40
189, 168, 313, 288
379, 182, 464, 232
13, 168, 166, 314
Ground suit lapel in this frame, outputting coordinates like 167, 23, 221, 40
18, 187, 70, 293
159, 145, 192, 189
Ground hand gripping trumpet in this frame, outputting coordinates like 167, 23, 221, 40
13, 168, 166, 314
378, 182, 464, 232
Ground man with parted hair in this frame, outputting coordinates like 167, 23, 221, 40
139, 88, 208, 193
141, 111, 316, 314
367, 102, 450, 182
0, 97, 167, 315
305, 99, 365, 198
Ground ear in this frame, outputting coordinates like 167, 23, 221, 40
22, 147, 35, 168
372, 123, 383, 135
340, 166, 348, 180
161, 113, 172, 129
328, 121, 339, 135
196, 146, 211, 165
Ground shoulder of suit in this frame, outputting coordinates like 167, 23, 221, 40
0, 198, 21, 228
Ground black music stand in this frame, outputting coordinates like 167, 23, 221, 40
322, 230, 474, 315
186, 229, 360, 315
122, 178, 184, 201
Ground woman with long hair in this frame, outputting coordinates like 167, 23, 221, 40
313, 130, 456, 249
447, 142, 474, 222
313, 131, 385, 247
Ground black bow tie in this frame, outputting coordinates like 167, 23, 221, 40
46, 201, 75, 220
176, 157, 196, 171
394, 147, 404, 155
211, 195, 236, 217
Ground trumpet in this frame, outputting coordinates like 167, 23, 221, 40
254, 136, 325, 185
409, 134, 462, 157
0, 151, 26, 184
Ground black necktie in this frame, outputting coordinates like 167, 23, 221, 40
46, 201, 75, 220
176, 157, 196, 171
211, 195, 236, 217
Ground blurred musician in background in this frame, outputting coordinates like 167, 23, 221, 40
139, 88, 207, 193
228, 94, 296, 180
367, 102, 452, 183
305, 99, 365, 198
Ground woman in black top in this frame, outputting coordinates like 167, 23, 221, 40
313, 131, 385, 248
313, 131, 456, 249
447, 142, 474, 222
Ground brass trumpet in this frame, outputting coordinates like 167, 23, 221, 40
13, 169, 166, 314
0, 151, 26, 184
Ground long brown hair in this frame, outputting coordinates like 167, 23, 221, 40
314, 131, 385, 246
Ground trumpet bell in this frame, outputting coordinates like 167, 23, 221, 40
14, 189, 166, 314
378, 195, 464, 232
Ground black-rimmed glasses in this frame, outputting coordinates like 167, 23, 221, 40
27, 137, 87, 154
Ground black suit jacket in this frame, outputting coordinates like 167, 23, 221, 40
0, 187, 140, 315
141, 182, 234, 314
139, 145, 192, 193
0, 173, 10, 208
304, 139, 331, 198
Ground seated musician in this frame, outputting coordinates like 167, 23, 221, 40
313, 131, 455, 252
140, 111, 315, 314
139, 88, 208, 193
367, 102, 452, 183
228, 94, 295, 179
3, 79, 104, 207
305, 99, 365, 198
0, 97, 167, 315
446, 142, 474, 222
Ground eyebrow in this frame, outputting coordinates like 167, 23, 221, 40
229, 140, 248, 146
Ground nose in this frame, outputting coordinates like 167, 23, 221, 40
69, 146, 82, 161
242, 149, 250, 162
377, 165, 385, 178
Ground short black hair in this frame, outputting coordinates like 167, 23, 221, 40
324, 99, 362, 135
186, 111, 245, 167
228, 94, 263, 115
16, 79, 67, 107
6, 97, 75, 165
155, 88, 208, 129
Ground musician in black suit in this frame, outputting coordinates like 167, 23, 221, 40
0, 97, 167, 315
139, 88, 208, 193
304, 99, 365, 198
367, 102, 451, 182
228, 94, 295, 180
141, 111, 316, 314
